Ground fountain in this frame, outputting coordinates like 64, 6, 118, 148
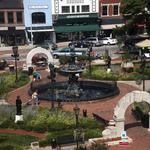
30, 48, 119, 102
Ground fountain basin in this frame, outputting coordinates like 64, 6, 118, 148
29, 79, 119, 102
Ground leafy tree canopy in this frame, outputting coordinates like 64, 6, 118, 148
121, 0, 150, 35
121, 0, 149, 15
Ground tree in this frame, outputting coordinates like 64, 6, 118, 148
121, 0, 150, 35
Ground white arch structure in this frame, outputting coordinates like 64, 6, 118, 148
102, 90, 150, 138
26, 47, 53, 68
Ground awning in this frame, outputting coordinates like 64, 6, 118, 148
55, 24, 99, 33
101, 24, 124, 30
135, 39, 150, 49
27, 28, 55, 32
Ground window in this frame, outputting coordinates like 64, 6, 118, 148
32, 12, 46, 24
8, 12, 14, 23
16, 12, 23, 23
62, 6, 70, 13
77, 6, 80, 12
72, 6, 75, 13
102, 5, 108, 16
0, 12, 4, 24
82, 5, 89, 12
113, 5, 119, 15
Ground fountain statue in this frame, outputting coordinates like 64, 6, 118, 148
29, 45, 119, 102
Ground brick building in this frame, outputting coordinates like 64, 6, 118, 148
0, 0, 25, 46
99, 0, 124, 37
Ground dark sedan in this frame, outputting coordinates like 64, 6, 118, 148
68, 40, 90, 48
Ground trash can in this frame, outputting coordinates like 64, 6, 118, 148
9, 65, 15, 72
51, 138, 57, 149
28, 67, 33, 76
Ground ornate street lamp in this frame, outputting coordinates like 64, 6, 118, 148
144, 7, 150, 34
73, 103, 80, 150
88, 43, 92, 75
11, 46, 19, 82
140, 55, 146, 91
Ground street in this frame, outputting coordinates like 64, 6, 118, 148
0, 44, 120, 62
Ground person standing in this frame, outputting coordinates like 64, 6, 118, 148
32, 90, 40, 106
16, 96, 22, 115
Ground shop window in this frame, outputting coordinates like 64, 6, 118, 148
102, 5, 108, 16
82, 5, 89, 12
62, 6, 70, 13
32, 12, 46, 24
77, 6, 80, 12
8, 12, 14, 23
16, 12, 23, 23
72, 6, 75, 13
0, 12, 4, 24
113, 5, 119, 16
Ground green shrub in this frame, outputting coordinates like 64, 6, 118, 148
0, 144, 22, 150
83, 68, 118, 81
0, 134, 37, 150
0, 71, 29, 97
84, 129, 102, 139
39, 139, 50, 147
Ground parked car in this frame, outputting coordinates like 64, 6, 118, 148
52, 48, 86, 58
68, 40, 90, 48
85, 37, 103, 47
38, 40, 57, 50
101, 37, 118, 45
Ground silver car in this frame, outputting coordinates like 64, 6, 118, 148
85, 37, 103, 47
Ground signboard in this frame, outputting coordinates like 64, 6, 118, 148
29, 5, 48, 9
119, 131, 129, 146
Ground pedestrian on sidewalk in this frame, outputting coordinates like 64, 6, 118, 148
32, 90, 40, 106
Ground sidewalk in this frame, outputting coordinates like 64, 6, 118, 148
0, 42, 70, 52
0, 45, 35, 51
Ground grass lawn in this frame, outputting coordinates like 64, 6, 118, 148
0, 133, 38, 150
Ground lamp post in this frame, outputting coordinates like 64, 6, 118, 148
73, 103, 80, 150
12, 46, 19, 82
143, 7, 150, 35
88, 43, 92, 75
140, 55, 146, 91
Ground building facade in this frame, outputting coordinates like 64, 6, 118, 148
99, 0, 124, 37
23, 0, 55, 44
52, 0, 100, 42
0, 0, 25, 46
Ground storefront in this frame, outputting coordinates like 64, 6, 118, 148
101, 18, 124, 37
23, 0, 54, 44
0, 26, 26, 46
54, 13, 100, 42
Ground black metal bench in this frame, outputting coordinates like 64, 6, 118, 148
56, 135, 75, 145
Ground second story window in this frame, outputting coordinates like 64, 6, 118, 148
62, 6, 70, 13
72, 6, 75, 13
32, 12, 46, 24
8, 12, 14, 23
113, 5, 119, 16
77, 6, 80, 13
16, 12, 23, 23
0, 12, 4, 24
82, 5, 89, 12
102, 5, 108, 16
